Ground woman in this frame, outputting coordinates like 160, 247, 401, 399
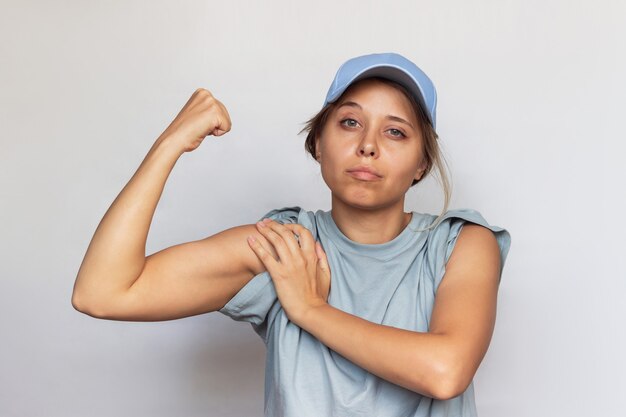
72, 52, 511, 417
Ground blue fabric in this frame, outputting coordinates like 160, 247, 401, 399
219, 206, 511, 417
324, 52, 438, 128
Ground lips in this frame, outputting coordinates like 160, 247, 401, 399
346, 165, 382, 180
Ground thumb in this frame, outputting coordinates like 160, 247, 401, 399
315, 241, 328, 270
315, 241, 331, 301
315, 241, 330, 275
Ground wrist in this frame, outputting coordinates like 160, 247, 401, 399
152, 133, 186, 158
294, 300, 329, 329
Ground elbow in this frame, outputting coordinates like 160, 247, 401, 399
430, 377, 471, 401
71, 291, 107, 319
426, 358, 473, 401
71, 275, 116, 319
71, 293, 94, 317
71, 290, 86, 313
71, 277, 95, 316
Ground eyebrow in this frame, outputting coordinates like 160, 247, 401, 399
337, 101, 415, 129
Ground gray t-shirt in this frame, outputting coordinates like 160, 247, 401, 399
219, 206, 511, 417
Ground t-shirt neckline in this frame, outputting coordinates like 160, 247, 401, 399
318, 210, 425, 258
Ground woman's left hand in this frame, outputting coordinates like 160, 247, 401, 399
247, 218, 331, 325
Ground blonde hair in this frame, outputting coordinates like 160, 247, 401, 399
300, 77, 452, 232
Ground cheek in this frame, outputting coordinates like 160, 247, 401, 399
318, 139, 343, 169
390, 152, 424, 182
319, 156, 338, 182
317, 148, 348, 186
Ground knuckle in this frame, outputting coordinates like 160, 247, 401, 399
195, 87, 212, 97
292, 224, 310, 234
266, 233, 281, 245
203, 95, 217, 106
261, 231, 275, 242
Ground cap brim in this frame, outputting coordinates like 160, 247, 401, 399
325, 65, 435, 128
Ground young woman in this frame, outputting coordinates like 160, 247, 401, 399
72, 53, 511, 417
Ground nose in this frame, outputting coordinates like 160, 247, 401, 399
357, 129, 378, 158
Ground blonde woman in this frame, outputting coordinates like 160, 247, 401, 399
72, 52, 511, 417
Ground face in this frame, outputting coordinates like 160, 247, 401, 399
315, 78, 427, 210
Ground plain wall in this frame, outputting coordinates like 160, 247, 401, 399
1, 1, 624, 416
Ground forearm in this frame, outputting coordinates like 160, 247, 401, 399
72, 135, 183, 309
296, 304, 460, 400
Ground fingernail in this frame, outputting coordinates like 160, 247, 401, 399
257, 221, 266, 228
262, 218, 272, 223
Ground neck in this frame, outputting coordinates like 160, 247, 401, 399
329, 195, 412, 245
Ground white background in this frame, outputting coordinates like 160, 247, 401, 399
1, 1, 624, 416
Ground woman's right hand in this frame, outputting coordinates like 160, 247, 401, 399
159, 88, 232, 153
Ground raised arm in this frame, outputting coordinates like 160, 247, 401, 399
71, 88, 276, 321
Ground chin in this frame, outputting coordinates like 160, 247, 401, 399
334, 191, 390, 211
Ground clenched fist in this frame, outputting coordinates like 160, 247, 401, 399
159, 88, 232, 153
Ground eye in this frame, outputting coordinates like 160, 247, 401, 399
340, 118, 360, 128
387, 128, 406, 138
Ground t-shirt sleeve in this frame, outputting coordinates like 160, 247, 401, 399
217, 206, 301, 343
427, 208, 512, 291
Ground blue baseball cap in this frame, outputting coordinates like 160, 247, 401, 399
323, 52, 438, 129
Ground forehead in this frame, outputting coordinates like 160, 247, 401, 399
335, 78, 418, 119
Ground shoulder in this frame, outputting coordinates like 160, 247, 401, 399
446, 223, 502, 278
425, 208, 492, 252
428, 208, 510, 253
423, 207, 512, 287
430, 208, 493, 232
437, 209, 502, 257
243, 206, 318, 275
259, 206, 303, 224
261, 205, 321, 238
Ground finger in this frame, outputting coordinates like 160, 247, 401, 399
212, 126, 227, 137
208, 101, 230, 133
256, 220, 298, 260
315, 242, 328, 269
210, 116, 229, 137
315, 241, 331, 301
188, 88, 215, 117
219, 101, 232, 129
284, 224, 319, 270
315, 241, 330, 274
214, 109, 232, 136
262, 220, 306, 256
247, 234, 279, 271
283, 224, 315, 254
180, 88, 209, 116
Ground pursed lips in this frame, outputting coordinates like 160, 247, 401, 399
346, 166, 383, 180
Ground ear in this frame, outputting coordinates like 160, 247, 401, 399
315, 136, 321, 161
414, 159, 428, 181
